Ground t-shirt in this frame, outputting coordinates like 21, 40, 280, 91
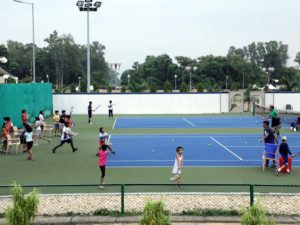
99, 132, 108, 144
108, 103, 113, 110
98, 150, 108, 166
1, 127, 8, 140
264, 127, 276, 144
25, 132, 33, 142
35, 121, 42, 131
61, 126, 71, 141
39, 114, 45, 122
270, 109, 278, 119
59, 114, 66, 123
279, 142, 292, 156
88, 105, 92, 113
21, 113, 28, 124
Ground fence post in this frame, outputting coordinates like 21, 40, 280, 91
121, 184, 125, 214
250, 184, 254, 206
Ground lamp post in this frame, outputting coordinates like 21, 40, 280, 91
226, 75, 229, 91
127, 74, 130, 86
262, 67, 274, 85
174, 74, 178, 90
13, 0, 35, 83
78, 76, 82, 91
46, 74, 49, 83
76, 0, 102, 93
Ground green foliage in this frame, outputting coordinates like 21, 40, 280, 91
121, 86, 126, 93
149, 82, 157, 93
197, 83, 204, 92
163, 81, 172, 92
92, 81, 99, 93
80, 80, 87, 92
180, 82, 188, 92
70, 83, 76, 93
211, 83, 221, 92
107, 85, 112, 93
5, 181, 39, 225
181, 208, 240, 216
140, 200, 171, 225
241, 202, 275, 225
230, 82, 239, 91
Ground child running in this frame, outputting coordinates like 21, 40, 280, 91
1, 123, 8, 152
24, 126, 34, 161
53, 110, 60, 136
98, 144, 109, 189
21, 109, 29, 126
171, 146, 184, 188
275, 136, 293, 175
52, 122, 78, 153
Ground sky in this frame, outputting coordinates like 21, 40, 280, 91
1, 0, 300, 73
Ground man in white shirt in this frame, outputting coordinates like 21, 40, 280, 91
108, 100, 113, 118
52, 122, 78, 153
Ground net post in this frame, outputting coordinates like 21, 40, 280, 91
121, 184, 125, 214
250, 184, 254, 206
252, 101, 255, 116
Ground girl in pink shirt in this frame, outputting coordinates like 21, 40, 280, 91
98, 144, 108, 189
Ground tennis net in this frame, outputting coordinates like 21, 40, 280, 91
253, 103, 300, 125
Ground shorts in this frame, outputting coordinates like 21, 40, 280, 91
88, 111, 92, 118
61, 138, 72, 145
55, 123, 59, 129
59, 123, 64, 130
26, 141, 33, 150
99, 165, 106, 178
271, 118, 281, 127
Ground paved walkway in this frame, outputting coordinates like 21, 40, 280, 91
0, 215, 299, 224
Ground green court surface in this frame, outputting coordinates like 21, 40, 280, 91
0, 114, 299, 186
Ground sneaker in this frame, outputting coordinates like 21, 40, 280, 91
27, 157, 35, 161
89, 122, 93, 125
98, 186, 104, 189
111, 151, 116, 154
96, 152, 99, 156
265, 164, 270, 168
73, 148, 78, 152
270, 164, 276, 168
275, 169, 280, 176
287, 171, 292, 174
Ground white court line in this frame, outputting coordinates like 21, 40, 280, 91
209, 136, 244, 161
109, 159, 278, 162
182, 118, 196, 127
112, 117, 118, 129
228, 146, 300, 148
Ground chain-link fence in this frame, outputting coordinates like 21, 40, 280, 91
0, 184, 299, 216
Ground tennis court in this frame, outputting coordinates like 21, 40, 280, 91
113, 116, 290, 129
108, 133, 300, 167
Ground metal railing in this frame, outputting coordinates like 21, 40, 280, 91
0, 184, 299, 216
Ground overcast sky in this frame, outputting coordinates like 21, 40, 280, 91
1, 0, 300, 73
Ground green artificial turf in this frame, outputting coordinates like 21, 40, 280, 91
0, 114, 299, 186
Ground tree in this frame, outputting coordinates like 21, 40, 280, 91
149, 82, 157, 93
92, 81, 99, 93
197, 83, 204, 92
295, 52, 300, 65
163, 81, 172, 92
70, 83, 76, 93
180, 82, 188, 92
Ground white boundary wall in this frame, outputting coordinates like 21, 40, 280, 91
265, 92, 300, 111
53, 93, 229, 114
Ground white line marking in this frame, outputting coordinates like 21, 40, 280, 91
112, 117, 118, 129
209, 136, 244, 161
182, 118, 196, 127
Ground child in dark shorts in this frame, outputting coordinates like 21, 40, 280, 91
275, 136, 293, 175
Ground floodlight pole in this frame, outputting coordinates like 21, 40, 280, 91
86, 7, 91, 93
13, 0, 36, 83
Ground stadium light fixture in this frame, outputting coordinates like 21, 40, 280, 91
262, 67, 275, 85
76, 0, 102, 93
13, 0, 36, 83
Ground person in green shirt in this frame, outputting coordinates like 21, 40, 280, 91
269, 105, 281, 137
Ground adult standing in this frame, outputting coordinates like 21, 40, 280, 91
88, 101, 95, 124
268, 105, 281, 137
260, 120, 277, 168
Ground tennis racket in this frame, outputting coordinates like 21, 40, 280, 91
105, 134, 112, 146
291, 151, 300, 158
170, 173, 180, 181
94, 104, 101, 111
70, 106, 74, 116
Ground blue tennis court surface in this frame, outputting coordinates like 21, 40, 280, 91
113, 116, 273, 129
107, 134, 300, 167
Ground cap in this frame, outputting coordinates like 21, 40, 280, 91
281, 136, 287, 141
